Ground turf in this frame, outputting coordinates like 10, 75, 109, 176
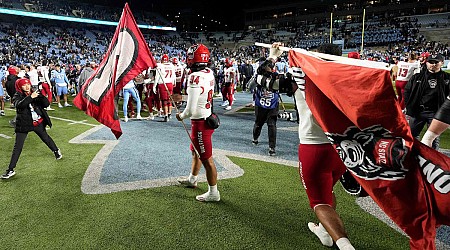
0, 95, 446, 249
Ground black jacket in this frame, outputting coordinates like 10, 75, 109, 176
5, 74, 18, 96
13, 91, 52, 133
404, 70, 450, 117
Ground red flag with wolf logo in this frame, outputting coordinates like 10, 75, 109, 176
289, 49, 450, 250
74, 3, 156, 139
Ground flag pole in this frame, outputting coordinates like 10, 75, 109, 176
360, 8, 365, 56
155, 68, 201, 159
329, 12, 333, 44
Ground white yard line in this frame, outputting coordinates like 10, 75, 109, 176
0, 134, 12, 139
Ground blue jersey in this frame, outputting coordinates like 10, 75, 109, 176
254, 86, 279, 109
50, 69, 69, 86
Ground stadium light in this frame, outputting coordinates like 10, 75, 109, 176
0, 8, 176, 31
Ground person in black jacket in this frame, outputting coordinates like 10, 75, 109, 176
5, 66, 19, 108
404, 54, 450, 149
1, 78, 62, 179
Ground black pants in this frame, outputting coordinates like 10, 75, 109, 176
253, 105, 278, 149
8, 122, 58, 170
409, 110, 439, 149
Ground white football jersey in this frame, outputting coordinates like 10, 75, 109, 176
174, 64, 184, 84
291, 66, 330, 144
396, 61, 420, 81
224, 66, 236, 83
181, 68, 215, 120
156, 62, 176, 84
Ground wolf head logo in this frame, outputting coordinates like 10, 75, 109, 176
325, 125, 409, 180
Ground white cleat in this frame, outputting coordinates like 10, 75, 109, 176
196, 191, 220, 202
225, 106, 232, 110
308, 222, 333, 247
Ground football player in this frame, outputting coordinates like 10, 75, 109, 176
176, 44, 220, 202
223, 58, 237, 110
155, 54, 176, 121
395, 53, 420, 110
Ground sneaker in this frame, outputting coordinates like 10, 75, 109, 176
0, 110, 5, 116
196, 191, 220, 202
252, 140, 258, 145
178, 178, 198, 188
1, 170, 15, 179
54, 149, 62, 160
221, 101, 228, 107
268, 147, 276, 156
58, 103, 63, 108
71, 93, 77, 97
147, 113, 155, 120
136, 115, 143, 120
225, 106, 232, 110
64, 103, 72, 107
124, 117, 128, 122
46, 107, 55, 111
308, 222, 333, 247
163, 116, 169, 122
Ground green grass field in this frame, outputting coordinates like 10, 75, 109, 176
0, 93, 447, 249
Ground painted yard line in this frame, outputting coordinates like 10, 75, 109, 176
0, 133, 12, 139
49, 116, 97, 127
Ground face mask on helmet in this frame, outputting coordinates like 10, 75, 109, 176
172, 57, 178, 65
161, 54, 169, 63
187, 44, 210, 68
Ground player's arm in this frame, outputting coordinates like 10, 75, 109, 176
178, 80, 201, 120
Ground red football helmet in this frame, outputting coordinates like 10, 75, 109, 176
225, 58, 232, 67
171, 57, 179, 65
161, 54, 169, 63
187, 44, 210, 67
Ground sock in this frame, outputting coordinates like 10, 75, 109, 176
336, 237, 355, 250
421, 131, 438, 147
308, 222, 333, 247
188, 173, 197, 183
208, 184, 218, 194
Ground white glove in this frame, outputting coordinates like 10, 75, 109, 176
268, 42, 284, 61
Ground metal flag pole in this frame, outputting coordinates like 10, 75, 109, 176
155, 67, 201, 159
360, 8, 366, 56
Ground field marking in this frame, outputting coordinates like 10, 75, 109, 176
49, 116, 97, 127
0, 133, 12, 139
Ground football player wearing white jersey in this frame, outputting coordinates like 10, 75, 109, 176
172, 57, 185, 107
277, 43, 355, 250
223, 58, 236, 110
176, 44, 220, 202
155, 54, 176, 121
36, 65, 54, 110
395, 53, 420, 109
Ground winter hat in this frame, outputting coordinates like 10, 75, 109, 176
15, 78, 32, 93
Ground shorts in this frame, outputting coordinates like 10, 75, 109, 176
56, 85, 68, 96
190, 119, 214, 161
0, 84, 4, 96
298, 143, 347, 209
157, 83, 173, 102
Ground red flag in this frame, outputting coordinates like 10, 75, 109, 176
289, 49, 450, 250
73, 3, 156, 138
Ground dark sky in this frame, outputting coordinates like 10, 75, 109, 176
83, 0, 283, 30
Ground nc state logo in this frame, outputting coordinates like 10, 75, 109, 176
325, 125, 409, 180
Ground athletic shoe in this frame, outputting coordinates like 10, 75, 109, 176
220, 101, 228, 107
268, 147, 276, 156
178, 178, 198, 188
46, 107, 55, 111
252, 140, 258, 145
147, 113, 154, 120
308, 222, 333, 247
136, 115, 143, 120
58, 103, 63, 108
124, 117, 128, 122
54, 149, 62, 160
163, 116, 169, 122
0, 110, 5, 116
196, 191, 220, 202
225, 106, 232, 110
1, 170, 15, 179
64, 103, 72, 107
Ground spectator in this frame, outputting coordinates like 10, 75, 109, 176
1, 78, 61, 179
404, 54, 450, 149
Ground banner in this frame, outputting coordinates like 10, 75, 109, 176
289, 49, 450, 250
74, 3, 156, 138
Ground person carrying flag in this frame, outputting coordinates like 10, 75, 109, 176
176, 44, 220, 202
